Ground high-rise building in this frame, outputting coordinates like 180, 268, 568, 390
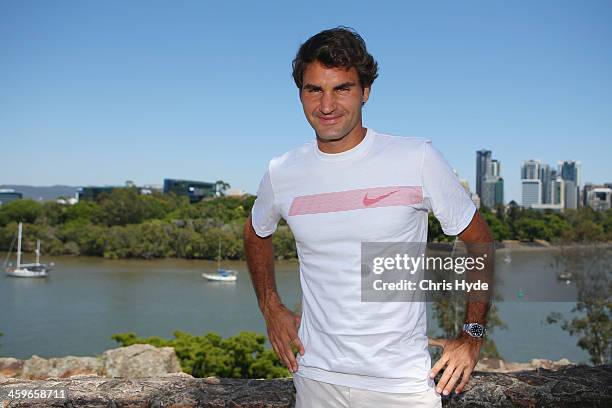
558, 160, 581, 209
482, 176, 504, 209
583, 183, 594, 207
521, 160, 540, 180
559, 161, 581, 186
494, 177, 504, 206
525, 158, 584, 212
522, 179, 542, 207
476, 150, 491, 199
521, 160, 542, 207
491, 160, 500, 177
476, 150, 503, 209
564, 180, 578, 209
482, 179, 496, 208
551, 177, 565, 207
539, 164, 554, 204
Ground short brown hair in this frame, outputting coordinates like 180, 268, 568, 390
292, 27, 378, 90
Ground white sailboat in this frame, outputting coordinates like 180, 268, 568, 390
4, 222, 54, 278
202, 240, 238, 282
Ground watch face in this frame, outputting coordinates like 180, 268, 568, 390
469, 324, 484, 337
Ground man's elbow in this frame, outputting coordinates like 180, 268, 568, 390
459, 211, 494, 243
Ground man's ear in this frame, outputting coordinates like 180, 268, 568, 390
362, 86, 371, 104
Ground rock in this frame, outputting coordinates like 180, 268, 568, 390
436, 364, 612, 407
529, 358, 572, 370
102, 344, 182, 378
0, 375, 295, 407
21, 355, 103, 380
159, 371, 194, 378
0, 365, 610, 407
0, 357, 24, 378
475, 358, 573, 373
203, 376, 221, 384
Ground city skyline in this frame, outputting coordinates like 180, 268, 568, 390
1, 1, 611, 203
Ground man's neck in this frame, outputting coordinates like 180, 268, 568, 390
316, 125, 367, 154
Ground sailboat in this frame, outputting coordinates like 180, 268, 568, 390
4, 222, 54, 278
202, 240, 238, 282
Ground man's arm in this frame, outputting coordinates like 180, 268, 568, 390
429, 210, 494, 395
243, 215, 304, 372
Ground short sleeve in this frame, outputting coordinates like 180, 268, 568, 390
251, 168, 281, 238
422, 141, 477, 236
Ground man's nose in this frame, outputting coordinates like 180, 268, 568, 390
319, 92, 336, 114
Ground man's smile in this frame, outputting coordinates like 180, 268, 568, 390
317, 115, 343, 125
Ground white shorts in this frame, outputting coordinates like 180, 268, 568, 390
293, 374, 442, 408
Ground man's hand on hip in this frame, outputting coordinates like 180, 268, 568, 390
428, 334, 482, 395
263, 303, 305, 373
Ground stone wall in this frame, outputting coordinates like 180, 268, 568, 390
0, 344, 573, 380
0, 344, 182, 380
1, 364, 610, 407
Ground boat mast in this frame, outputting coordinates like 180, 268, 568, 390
16, 222, 22, 268
36, 240, 41, 265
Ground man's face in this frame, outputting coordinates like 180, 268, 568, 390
300, 61, 370, 142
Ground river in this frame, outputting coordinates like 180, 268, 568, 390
0, 251, 591, 363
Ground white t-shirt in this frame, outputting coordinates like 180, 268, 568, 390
251, 128, 476, 393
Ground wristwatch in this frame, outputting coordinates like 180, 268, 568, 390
463, 323, 486, 338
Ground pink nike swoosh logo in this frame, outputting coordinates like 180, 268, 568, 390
363, 190, 400, 206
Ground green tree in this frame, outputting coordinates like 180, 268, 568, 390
547, 245, 612, 364
514, 217, 548, 241
39, 201, 69, 226
548, 300, 611, 364
111, 330, 289, 379
563, 209, 606, 242
65, 201, 105, 224
0, 199, 42, 226
272, 225, 297, 260
480, 207, 511, 241
98, 188, 147, 226
214, 180, 231, 197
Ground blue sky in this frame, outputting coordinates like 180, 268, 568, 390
1, 0, 610, 202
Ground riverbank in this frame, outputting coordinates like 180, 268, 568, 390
497, 240, 612, 253
4, 240, 611, 263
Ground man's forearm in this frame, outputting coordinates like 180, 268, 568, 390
243, 215, 282, 315
459, 211, 494, 331
464, 300, 489, 326
463, 242, 493, 327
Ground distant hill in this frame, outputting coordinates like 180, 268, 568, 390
0, 185, 80, 201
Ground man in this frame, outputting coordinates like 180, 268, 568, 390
244, 27, 493, 407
